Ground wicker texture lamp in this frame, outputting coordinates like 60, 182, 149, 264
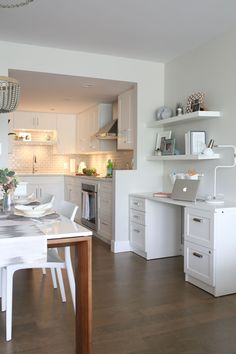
0, 0, 33, 8
0, 76, 20, 113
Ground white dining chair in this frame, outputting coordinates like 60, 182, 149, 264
1, 200, 78, 341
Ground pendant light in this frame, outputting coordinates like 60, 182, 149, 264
0, 76, 20, 113
0, 0, 33, 8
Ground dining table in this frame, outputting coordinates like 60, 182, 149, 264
0, 210, 93, 354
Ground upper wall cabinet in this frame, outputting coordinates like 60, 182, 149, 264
77, 104, 116, 153
12, 111, 57, 131
118, 88, 136, 150
54, 114, 76, 155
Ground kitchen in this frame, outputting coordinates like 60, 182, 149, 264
7, 69, 137, 246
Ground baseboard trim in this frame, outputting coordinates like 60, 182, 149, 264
111, 240, 131, 253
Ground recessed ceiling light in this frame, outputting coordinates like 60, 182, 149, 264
64, 97, 72, 101
82, 83, 95, 88
50, 108, 55, 111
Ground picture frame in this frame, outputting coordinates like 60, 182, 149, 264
155, 131, 172, 150
186, 92, 205, 113
190, 131, 206, 154
162, 138, 176, 155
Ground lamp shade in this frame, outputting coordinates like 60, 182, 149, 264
0, 76, 20, 113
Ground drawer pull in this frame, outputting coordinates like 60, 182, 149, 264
101, 221, 109, 226
133, 202, 140, 206
193, 252, 203, 258
133, 229, 141, 233
133, 215, 139, 219
193, 218, 203, 223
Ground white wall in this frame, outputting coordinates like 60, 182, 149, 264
164, 29, 236, 199
0, 40, 164, 250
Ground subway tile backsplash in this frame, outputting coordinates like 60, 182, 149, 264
9, 131, 133, 175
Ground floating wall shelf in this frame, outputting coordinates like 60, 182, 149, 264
147, 154, 220, 161
146, 111, 222, 128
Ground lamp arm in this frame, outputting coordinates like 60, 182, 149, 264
213, 145, 236, 198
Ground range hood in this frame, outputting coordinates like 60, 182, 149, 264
95, 119, 118, 139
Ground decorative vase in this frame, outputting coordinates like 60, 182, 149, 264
3, 192, 11, 211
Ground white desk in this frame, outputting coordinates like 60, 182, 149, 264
129, 193, 236, 297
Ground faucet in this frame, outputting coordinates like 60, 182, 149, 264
32, 154, 38, 174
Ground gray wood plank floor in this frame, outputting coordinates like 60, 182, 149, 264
1, 238, 236, 354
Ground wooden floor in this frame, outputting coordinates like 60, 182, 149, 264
1, 238, 236, 354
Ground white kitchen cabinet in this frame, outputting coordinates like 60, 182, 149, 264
19, 176, 64, 210
64, 176, 81, 221
129, 195, 181, 260
184, 206, 236, 296
76, 104, 116, 153
12, 111, 56, 131
97, 181, 113, 243
55, 114, 76, 154
118, 88, 136, 150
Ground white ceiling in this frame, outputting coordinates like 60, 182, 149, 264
9, 70, 134, 113
3, 1, 236, 114
1, 0, 236, 62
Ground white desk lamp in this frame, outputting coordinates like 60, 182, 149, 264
206, 144, 236, 204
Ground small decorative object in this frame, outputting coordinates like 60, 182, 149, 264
190, 131, 206, 154
175, 102, 184, 116
18, 132, 31, 141
186, 92, 205, 113
155, 131, 172, 150
0, 168, 18, 211
202, 139, 214, 157
162, 138, 176, 155
156, 106, 173, 120
154, 148, 162, 156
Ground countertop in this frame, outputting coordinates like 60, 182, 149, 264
18, 173, 113, 182
130, 192, 236, 212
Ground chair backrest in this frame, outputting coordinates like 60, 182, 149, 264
39, 193, 55, 204
57, 200, 78, 221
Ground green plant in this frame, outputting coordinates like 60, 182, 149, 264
0, 168, 18, 194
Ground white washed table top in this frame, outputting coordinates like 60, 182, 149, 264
0, 214, 92, 240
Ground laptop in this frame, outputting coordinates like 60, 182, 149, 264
171, 179, 200, 202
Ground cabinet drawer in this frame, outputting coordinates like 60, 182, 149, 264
184, 241, 214, 286
99, 194, 112, 215
130, 209, 145, 226
185, 208, 213, 248
98, 215, 112, 239
130, 222, 145, 251
129, 196, 145, 212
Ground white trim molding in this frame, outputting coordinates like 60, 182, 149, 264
111, 240, 131, 253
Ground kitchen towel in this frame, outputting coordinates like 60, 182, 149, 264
0, 223, 47, 267
82, 191, 90, 220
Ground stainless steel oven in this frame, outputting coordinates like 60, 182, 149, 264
81, 183, 98, 231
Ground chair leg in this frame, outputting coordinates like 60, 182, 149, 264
1, 268, 6, 312
0, 268, 2, 298
6, 268, 14, 341
56, 269, 66, 303
65, 247, 75, 311
42, 268, 46, 275
50, 268, 57, 288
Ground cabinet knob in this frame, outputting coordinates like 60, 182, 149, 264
192, 217, 203, 223
133, 229, 141, 233
192, 252, 203, 258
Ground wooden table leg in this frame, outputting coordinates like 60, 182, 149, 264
75, 238, 92, 354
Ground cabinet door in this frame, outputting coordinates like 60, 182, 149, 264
76, 112, 89, 153
88, 106, 99, 151
13, 112, 35, 130
36, 113, 56, 130
117, 88, 135, 150
56, 114, 76, 154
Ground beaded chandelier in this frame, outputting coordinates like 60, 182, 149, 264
0, 0, 33, 8
0, 77, 20, 113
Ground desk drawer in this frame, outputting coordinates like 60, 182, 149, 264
184, 241, 214, 286
130, 222, 146, 251
129, 196, 145, 212
185, 208, 213, 248
130, 209, 145, 226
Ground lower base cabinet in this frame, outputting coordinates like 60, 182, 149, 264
64, 176, 81, 222
184, 207, 236, 297
129, 195, 182, 260
97, 181, 113, 243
